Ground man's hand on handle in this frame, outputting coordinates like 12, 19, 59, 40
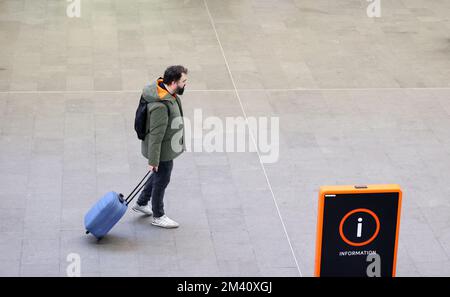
149, 165, 158, 172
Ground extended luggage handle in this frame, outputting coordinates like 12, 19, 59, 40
124, 170, 153, 206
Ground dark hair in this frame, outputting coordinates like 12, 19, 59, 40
163, 65, 188, 85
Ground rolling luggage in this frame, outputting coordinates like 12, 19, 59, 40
84, 171, 152, 240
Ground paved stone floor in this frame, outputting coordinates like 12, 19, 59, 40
0, 0, 449, 276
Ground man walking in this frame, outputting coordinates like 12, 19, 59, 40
132, 65, 187, 229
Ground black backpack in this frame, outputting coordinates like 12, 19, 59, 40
134, 95, 170, 140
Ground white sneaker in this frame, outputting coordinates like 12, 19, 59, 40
132, 203, 153, 216
152, 215, 179, 229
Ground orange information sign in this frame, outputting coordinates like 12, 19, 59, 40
315, 184, 402, 277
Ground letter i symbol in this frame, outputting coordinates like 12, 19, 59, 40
357, 218, 363, 238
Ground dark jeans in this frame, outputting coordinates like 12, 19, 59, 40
137, 160, 173, 218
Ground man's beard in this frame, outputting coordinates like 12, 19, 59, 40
176, 85, 185, 95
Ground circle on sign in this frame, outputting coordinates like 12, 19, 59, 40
339, 208, 380, 247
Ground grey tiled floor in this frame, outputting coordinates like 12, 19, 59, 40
1, 0, 450, 276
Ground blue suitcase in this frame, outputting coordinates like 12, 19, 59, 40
84, 171, 152, 240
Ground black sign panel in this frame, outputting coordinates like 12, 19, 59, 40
315, 186, 402, 277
